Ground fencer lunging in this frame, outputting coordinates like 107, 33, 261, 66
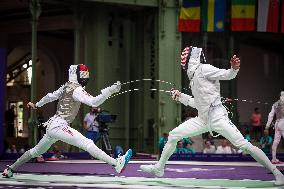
266, 91, 284, 164
140, 46, 284, 185
2, 64, 132, 178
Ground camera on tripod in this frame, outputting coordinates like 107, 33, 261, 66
95, 110, 117, 155
95, 111, 117, 132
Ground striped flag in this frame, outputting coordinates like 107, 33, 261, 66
231, 0, 256, 31
178, 0, 201, 32
202, 0, 226, 32
257, 0, 280, 33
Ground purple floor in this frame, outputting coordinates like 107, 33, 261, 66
0, 160, 277, 181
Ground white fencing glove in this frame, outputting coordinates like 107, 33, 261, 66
101, 81, 121, 98
170, 88, 181, 101
170, 88, 196, 107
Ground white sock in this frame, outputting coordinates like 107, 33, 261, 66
86, 143, 116, 166
10, 150, 33, 171
247, 145, 282, 176
156, 141, 176, 170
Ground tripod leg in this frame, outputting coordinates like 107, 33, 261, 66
101, 133, 112, 156
104, 134, 112, 154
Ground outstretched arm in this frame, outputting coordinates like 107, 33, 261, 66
27, 84, 65, 109
202, 55, 240, 80
72, 81, 121, 107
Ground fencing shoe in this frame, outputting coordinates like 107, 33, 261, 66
2, 166, 14, 178
114, 149, 132, 174
140, 164, 164, 177
275, 174, 284, 186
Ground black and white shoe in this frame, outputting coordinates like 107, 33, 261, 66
2, 166, 14, 178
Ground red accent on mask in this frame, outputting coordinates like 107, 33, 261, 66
79, 64, 88, 71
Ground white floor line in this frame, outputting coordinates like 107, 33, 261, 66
45, 159, 284, 167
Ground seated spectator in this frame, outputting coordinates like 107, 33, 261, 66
184, 143, 195, 154
19, 144, 30, 154
114, 145, 124, 159
159, 133, 168, 156
215, 139, 234, 154
175, 140, 187, 154
6, 144, 17, 153
260, 129, 273, 154
36, 155, 45, 163
182, 137, 194, 148
244, 130, 252, 142
19, 148, 25, 153
203, 141, 216, 154
205, 133, 215, 145
49, 145, 66, 160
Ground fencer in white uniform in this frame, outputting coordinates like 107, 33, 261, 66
140, 47, 284, 185
2, 64, 132, 178
266, 91, 284, 164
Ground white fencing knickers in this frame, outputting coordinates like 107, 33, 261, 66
10, 115, 116, 171
156, 104, 281, 177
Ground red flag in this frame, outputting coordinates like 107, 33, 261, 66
267, 0, 280, 32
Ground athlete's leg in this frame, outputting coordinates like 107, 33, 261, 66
211, 105, 284, 185
157, 117, 207, 169
275, 119, 284, 163
272, 123, 281, 162
140, 117, 207, 176
47, 117, 117, 166
3, 134, 57, 178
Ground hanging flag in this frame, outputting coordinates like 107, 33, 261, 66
257, 0, 280, 32
202, 0, 226, 32
231, 0, 256, 31
178, 0, 201, 32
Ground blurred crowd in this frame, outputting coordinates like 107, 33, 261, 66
158, 107, 278, 155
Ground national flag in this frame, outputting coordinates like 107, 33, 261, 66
202, 0, 226, 32
231, 0, 256, 31
257, 0, 280, 33
178, 0, 201, 32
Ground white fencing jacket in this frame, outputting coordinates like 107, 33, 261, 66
180, 63, 239, 122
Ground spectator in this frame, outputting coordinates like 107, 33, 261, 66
175, 141, 187, 154
114, 145, 124, 159
182, 137, 193, 148
49, 145, 66, 160
6, 144, 17, 153
5, 105, 16, 137
244, 130, 252, 142
83, 107, 101, 144
205, 133, 215, 145
36, 155, 45, 163
184, 143, 195, 154
19, 148, 25, 153
260, 129, 273, 154
250, 107, 262, 140
203, 141, 216, 154
215, 139, 234, 154
159, 133, 168, 156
